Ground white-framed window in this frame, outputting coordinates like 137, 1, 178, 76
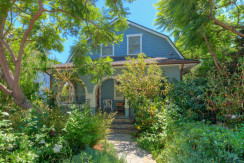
127, 34, 142, 55
114, 80, 124, 100
100, 43, 114, 57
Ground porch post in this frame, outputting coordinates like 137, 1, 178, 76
86, 93, 96, 114
124, 97, 129, 117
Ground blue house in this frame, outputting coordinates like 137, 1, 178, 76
52, 20, 199, 117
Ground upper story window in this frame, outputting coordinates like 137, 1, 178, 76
127, 34, 142, 55
101, 43, 114, 57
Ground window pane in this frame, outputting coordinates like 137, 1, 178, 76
102, 44, 113, 56
129, 36, 140, 54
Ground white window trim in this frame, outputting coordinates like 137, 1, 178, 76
100, 44, 114, 57
126, 33, 143, 55
114, 80, 124, 100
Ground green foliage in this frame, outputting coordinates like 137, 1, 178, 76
0, 105, 72, 162
135, 98, 164, 132
137, 102, 182, 156
155, 0, 243, 78
161, 122, 244, 163
73, 55, 114, 83
203, 59, 244, 127
155, 0, 242, 49
65, 142, 125, 163
117, 54, 166, 108
137, 105, 244, 163
64, 105, 114, 154
0, 0, 134, 108
167, 78, 217, 122
117, 54, 168, 133
1, 101, 115, 162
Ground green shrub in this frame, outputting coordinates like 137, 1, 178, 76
64, 142, 125, 163
0, 103, 72, 162
137, 102, 182, 156
64, 106, 114, 154
203, 62, 244, 127
161, 122, 244, 163
137, 102, 243, 163
168, 78, 217, 123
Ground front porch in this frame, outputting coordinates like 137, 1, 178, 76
95, 78, 135, 118
56, 75, 135, 118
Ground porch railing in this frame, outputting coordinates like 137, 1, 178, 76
59, 95, 90, 109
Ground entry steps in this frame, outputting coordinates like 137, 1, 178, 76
110, 117, 136, 134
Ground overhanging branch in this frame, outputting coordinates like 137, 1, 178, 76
208, 0, 244, 38
14, 0, 44, 88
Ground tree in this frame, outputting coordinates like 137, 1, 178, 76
0, 0, 133, 109
155, 0, 244, 73
117, 54, 166, 108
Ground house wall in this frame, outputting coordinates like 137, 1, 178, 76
79, 65, 179, 109
53, 64, 180, 114
85, 24, 181, 60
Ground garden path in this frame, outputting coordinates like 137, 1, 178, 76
107, 133, 156, 163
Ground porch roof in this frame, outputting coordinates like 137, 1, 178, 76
53, 56, 199, 69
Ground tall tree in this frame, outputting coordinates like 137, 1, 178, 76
155, 0, 244, 73
0, 0, 133, 109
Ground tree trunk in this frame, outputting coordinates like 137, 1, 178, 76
0, 39, 32, 109
12, 86, 32, 109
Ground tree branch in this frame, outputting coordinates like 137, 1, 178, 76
0, 39, 16, 63
14, 0, 44, 88
212, 18, 244, 37
0, 82, 12, 96
208, 0, 244, 37
203, 33, 223, 72
3, 10, 13, 37
233, 1, 240, 26
0, 14, 14, 87
214, 0, 237, 9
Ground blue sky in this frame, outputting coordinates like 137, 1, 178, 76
50, 0, 170, 63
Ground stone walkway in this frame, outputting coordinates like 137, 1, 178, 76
107, 133, 156, 163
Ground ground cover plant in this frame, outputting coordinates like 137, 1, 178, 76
64, 141, 125, 163
0, 101, 117, 162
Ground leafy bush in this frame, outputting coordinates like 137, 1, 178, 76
161, 122, 244, 163
168, 78, 217, 123
135, 97, 164, 132
64, 105, 114, 154
203, 60, 244, 127
0, 106, 72, 162
117, 54, 166, 109
137, 102, 244, 163
65, 142, 125, 163
137, 102, 182, 156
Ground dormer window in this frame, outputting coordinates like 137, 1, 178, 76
127, 34, 142, 55
101, 43, 114, 57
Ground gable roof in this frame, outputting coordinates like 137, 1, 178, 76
66, 19, 185, 63
126, 20, 185, 59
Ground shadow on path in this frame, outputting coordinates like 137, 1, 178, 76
107, 133, 156, 163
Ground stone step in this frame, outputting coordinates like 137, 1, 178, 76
113, 118, 134, 124
111, 123, 135, 130
109, 128, 137, 134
